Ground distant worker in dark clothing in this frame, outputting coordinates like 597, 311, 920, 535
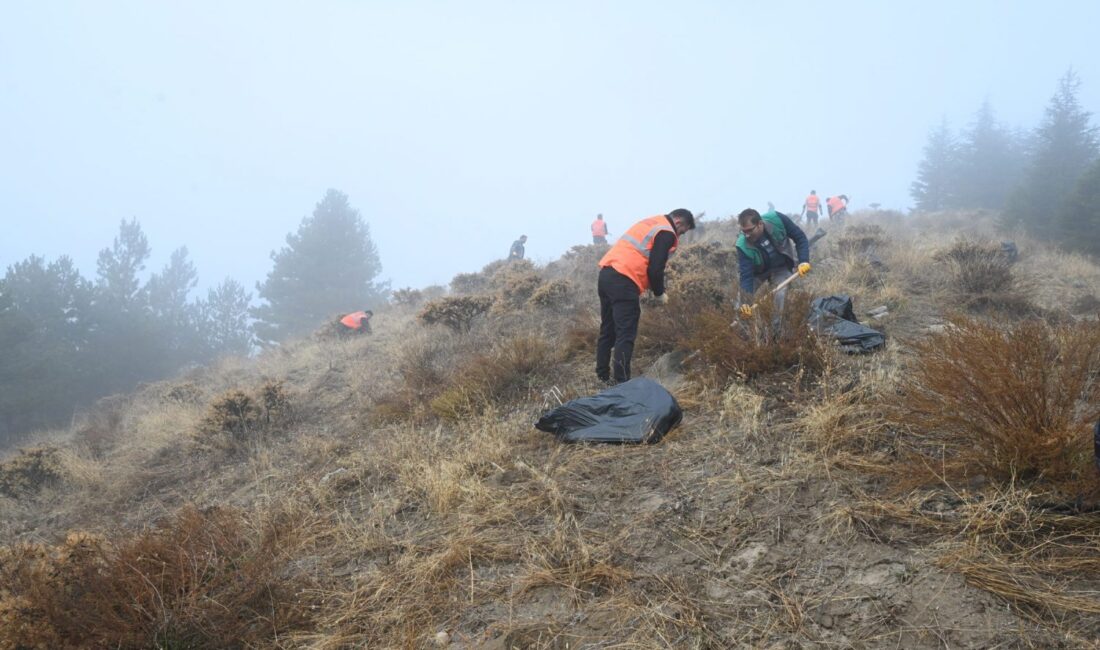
735, 209, 810, 318
802, 190, 822, 227
508, 235, 528, 261
591, 214, 609, 245
339, 309, 373, 334
596, 208, 695, 385
826, 194, 849, 224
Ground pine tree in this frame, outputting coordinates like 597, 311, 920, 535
1004, 70, 1099, 235
145, 247, 204, 370
910, 118, 959, 212
0, 256, 92, 438
1057, 157, 1100, 256
955, 99, 1024, 210
253, 189, 386, 342
201, 278, 253, 357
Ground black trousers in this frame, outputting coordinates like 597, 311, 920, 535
596, 266, 641, 383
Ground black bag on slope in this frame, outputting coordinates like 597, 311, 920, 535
808, 295, 886, 354
535, 378, 683, 444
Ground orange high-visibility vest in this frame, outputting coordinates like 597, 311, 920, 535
827, 196, 845, 213
591, 219, 608, 237
804, 195, 820, 211
340, 311, 371, 329
598, 215, 678, 292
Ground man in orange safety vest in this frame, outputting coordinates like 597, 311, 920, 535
338, 309, 373, 334
595, 209, 695, 385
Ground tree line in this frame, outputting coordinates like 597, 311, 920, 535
0, 189, 386, 442
911, 70, 1100, 254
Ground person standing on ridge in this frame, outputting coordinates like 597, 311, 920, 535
802, 190, 821, 227
591, 214, 609, 245
595, 209, 695, 385
735, 208, 811, 318
508, 235, 527, 261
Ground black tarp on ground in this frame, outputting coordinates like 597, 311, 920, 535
535, 377, 683, 444
809, 295, 886, 353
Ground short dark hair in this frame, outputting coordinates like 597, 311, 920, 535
365, 310, 373, 316
667, 208, 695, 230
737, 208, 762, 226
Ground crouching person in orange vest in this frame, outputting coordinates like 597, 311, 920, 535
595, 209, 695, 385
339, 309, 373, 335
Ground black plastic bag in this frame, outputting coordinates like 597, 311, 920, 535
809, 295, 886, 353
535, 378, 683, 444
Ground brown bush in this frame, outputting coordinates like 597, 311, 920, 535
666, 241, 739, 285
371, 336, 467, 424
430, 336, 557, 420
200, 389, 261, 440
495, 271, 544, 311
449, 271, 489, 295
934, 239, 1033, 314
836, 224, 888, 256
0, 505, 313, 648
0, 446, 65, 498
73, 395, 130, 457
391, 287, 423, 306
528, 279, 572, 309
677, 291, 825, 383
418, 295, 494, 333
888, 316, 1100, 493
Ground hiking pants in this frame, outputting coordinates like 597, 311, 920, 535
596, 266, 641, 384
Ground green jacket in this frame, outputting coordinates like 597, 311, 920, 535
735, 211, 792, 270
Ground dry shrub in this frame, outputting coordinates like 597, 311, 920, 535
1071, 292, 1100, 315
391, 287, 423, 306
0, 505, 313, 648
935, 239, 1032, 314
677, 292, 825, 383
666, 241, 739, 285
0, 446, 65, 498
370, 335, 461, 423
495, 270, 543, 311
430, 336, 557, 420
674, 271, 728, 309
198, 381, 292, 451
73, 395, 130, 457
418, 295, 494, 333
889, 316, 1100, 493
449, 271, 489, 295
836, 224, 887, 256
528, 278, 572, 309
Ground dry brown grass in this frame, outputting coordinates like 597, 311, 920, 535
0, 446, 66, 499
430, 335, 559, 420
0, 504, 315, 648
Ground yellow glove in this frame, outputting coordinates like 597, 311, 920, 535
739, 304, 754, 318
656, 293, 669, 305
798, 262, 812, 276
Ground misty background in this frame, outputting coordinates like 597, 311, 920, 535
4, 1, 1099, 292
3, 1, 1100, 439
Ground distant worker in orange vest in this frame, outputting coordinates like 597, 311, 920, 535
802, 190, 822, 227
339, 309, 373, 334
591, 214, 609, 245
826, 194, 849, 223
595, 209, 695, 385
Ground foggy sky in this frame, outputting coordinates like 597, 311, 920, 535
2, 1, 1099, 295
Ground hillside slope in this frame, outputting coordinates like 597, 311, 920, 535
2, 210, 1099, 648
